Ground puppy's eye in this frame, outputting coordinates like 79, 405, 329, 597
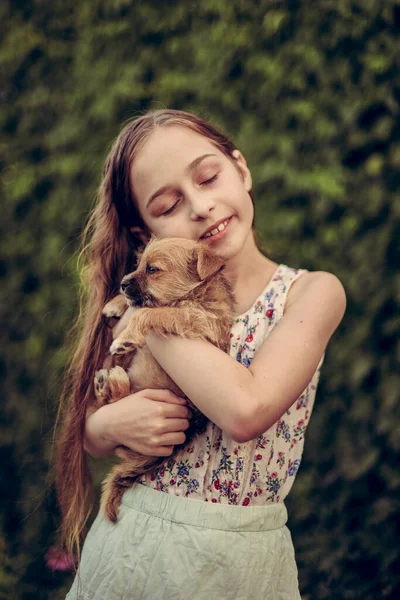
146, 265, 160, 274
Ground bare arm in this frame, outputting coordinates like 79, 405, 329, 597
145, 272, 346, 442
84, 404, 117, 458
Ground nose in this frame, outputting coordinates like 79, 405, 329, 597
121, 277, 138, 299
188, 190, 216, 220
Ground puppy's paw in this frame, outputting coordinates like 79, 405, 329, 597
107, 366, 131, 401
94, 369, 111, 404
110, 337, 137, 355
103, 295, 128, 319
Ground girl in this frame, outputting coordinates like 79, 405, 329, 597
58, 109, 346, 599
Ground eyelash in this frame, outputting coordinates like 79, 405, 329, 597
161, 174, 219, 216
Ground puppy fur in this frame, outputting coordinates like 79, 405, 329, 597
95, 236, 235, 522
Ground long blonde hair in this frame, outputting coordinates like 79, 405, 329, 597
55, 108, 256, 559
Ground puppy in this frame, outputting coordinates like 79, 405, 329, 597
94, 236, 235, 522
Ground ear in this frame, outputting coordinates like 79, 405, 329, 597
196, 245, 225, 281
130, 226, 151, 246
147, 233, 159, 245
231, 149, 252, 192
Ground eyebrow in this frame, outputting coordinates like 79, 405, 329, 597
146, 153, 218, 208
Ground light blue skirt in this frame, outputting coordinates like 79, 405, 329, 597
66, 483, 301, 600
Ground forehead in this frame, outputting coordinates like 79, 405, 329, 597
130, 125, 224, 199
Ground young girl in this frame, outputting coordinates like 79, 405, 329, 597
58, 108, 346, 599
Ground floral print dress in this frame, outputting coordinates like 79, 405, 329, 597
138, 263, 325, 506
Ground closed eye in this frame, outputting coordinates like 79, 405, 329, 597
162, 201, 180, 216
161, 174, 218, 216
201, 174, 218, 185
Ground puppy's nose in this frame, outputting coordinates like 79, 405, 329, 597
121, 278, 138, 300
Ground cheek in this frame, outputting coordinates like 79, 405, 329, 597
142, 218, 165, 239
147, 280, 160, 297
150, 272, 194, 300
237, 188, 254, 218
246, 195, 255, 220
147, 279, 170, 301
151, 219, 194, 240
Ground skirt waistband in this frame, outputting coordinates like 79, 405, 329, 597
121, 483, 288, 532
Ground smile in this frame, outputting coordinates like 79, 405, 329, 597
201, 218, 231, 239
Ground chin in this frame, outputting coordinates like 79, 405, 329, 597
224, 232, 251, 258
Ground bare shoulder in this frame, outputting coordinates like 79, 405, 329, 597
285, 269, 347, 333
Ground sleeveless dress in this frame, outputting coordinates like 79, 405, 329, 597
66, 263, 325, 600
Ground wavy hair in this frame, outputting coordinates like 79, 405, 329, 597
54, 108, 257, 560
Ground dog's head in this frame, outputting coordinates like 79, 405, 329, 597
121, 236, 225, 307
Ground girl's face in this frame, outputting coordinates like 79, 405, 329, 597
129, 125, 254, 261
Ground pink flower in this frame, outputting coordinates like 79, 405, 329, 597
266, 308, 274, 319
242, 497, 250, 506
45, 546, 76, 572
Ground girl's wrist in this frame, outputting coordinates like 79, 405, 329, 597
85, 404, 118, 458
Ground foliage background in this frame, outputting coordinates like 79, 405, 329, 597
1, 0, 399, 598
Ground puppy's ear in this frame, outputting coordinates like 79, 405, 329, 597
195, 245, 225, 280
134, 247, 144, 266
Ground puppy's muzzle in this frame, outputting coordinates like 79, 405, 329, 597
121, 277, 140, 302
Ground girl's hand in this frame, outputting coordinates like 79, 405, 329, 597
84, 388, 192, 458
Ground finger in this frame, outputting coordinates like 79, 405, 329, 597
145, 389, 187, 405
162, 418, 191, 433
152, 445, 174, 457
159, 432, 187, 446
163, 404, 192, 420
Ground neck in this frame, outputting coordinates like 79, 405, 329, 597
222, 232, 274, 296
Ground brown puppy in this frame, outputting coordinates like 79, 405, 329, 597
94, 236, 235, 522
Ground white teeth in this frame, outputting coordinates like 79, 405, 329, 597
203, 219, 229, 238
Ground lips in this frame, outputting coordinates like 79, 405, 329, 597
200, 217, 231, 239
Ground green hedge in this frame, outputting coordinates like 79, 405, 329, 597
1, 1, 399, 598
